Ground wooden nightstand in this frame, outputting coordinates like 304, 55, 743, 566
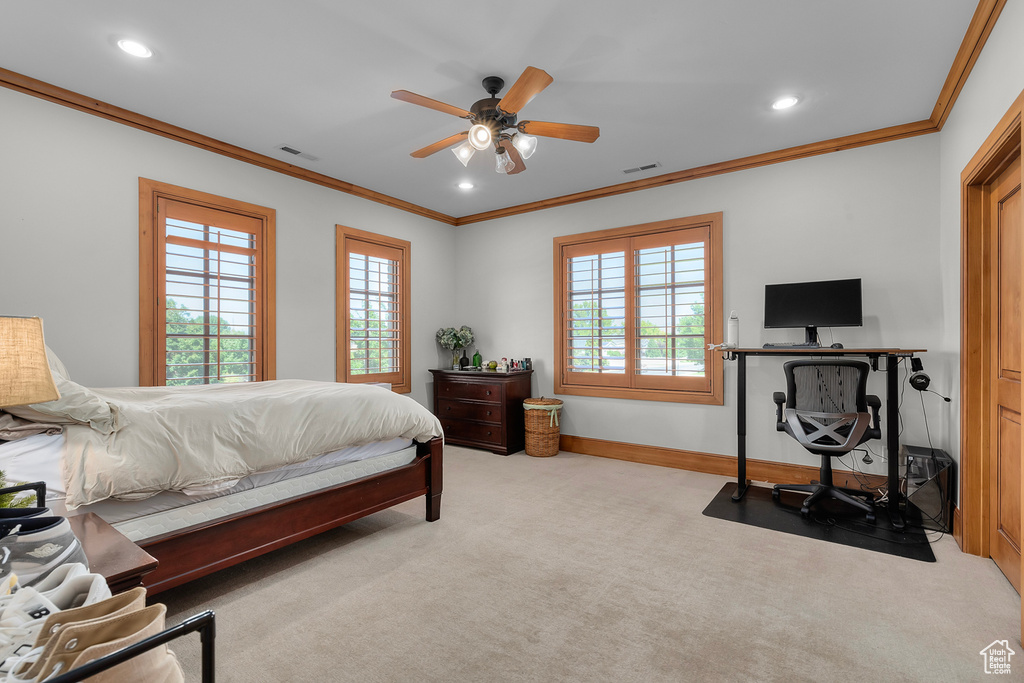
67, 513, 158, 594
430, 369, 533, 455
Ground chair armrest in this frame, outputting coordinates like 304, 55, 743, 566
866, 394, 882, 434
773, 392, 786, 431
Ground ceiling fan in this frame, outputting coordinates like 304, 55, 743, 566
391, 66, 600, 175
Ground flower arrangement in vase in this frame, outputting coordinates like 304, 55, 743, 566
436, 326, 474, 369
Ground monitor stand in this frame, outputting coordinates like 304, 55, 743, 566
802, 326, 821, 347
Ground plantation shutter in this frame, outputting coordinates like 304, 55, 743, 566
336, 226, 411, 392
631, 227, 710, 392
563, 238, 630, 387
346, 240, 403, 380
157, 199, 264, 385
557, 219, 719, 401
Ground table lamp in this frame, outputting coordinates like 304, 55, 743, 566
0, 316, 59, 408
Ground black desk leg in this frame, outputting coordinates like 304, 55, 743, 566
732, 352, 751, 501
886, 354, 905, 529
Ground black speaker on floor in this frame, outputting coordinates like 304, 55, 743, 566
900, 445, 954, 533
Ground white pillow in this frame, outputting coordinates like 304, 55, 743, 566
44, 345, 70, 381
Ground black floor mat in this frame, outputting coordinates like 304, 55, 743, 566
702, 482, 937, 562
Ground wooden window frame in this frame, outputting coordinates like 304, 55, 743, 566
554, 213, 724, 405
139, 178, 276, 386
336, 225, 411, 394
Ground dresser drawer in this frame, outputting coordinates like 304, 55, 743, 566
440, 419, 503, 446
436, 399, 501, 423
439, 381, 502, 403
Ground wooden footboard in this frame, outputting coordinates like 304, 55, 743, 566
139, 436, 443, 595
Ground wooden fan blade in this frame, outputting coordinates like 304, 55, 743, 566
391, 90, 471, 118
411, 131, 469, 158
501, 141, 526, 175
497, 66, 553, 115
519, 120, 600, 143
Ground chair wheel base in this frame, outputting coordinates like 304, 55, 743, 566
800, 507, 810, 518
771, 489, 780, 501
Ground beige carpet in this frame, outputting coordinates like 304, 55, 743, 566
159, 446, 1020, 682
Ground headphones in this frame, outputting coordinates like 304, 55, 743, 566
910, 358, 951, 402
909, 371, 931, 391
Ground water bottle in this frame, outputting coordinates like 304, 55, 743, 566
726, 310, 739, 348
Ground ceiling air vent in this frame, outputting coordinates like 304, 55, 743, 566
277, 145, 319, 161
622, 162, 662, 175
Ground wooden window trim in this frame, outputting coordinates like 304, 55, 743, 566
139, 178, 276, 386
553, 213, 724, 405
336, 225, 411, 394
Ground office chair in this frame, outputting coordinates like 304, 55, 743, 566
771, 359, 880, 522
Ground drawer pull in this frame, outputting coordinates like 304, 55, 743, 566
486, 390, 492, 396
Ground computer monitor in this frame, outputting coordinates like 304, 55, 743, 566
763, 278, 862, 346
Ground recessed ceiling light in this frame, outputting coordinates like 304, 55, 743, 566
457, 182, 474, 190
117, 39, 152, 58
772, 96, 799, 110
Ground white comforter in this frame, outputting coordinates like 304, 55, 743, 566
61, 380, 442, 509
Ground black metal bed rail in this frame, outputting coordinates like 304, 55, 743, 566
46, 609, 215, 683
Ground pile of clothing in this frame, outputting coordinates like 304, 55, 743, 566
0, 507, 182, 682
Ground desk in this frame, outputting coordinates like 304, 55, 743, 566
725, 347, 925, 529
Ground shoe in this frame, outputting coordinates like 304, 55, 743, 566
3, 587, 146, 682
29, 603, 183, 683
0, 573, 111, 673
0, 564, 88, 610
0, 518, 88, 588
0, 511, 50, 522
0, 515, 57, 597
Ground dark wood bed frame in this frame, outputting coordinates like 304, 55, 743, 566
137, 436, 443, 595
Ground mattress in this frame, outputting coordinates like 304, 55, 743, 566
0, 433, 418, 541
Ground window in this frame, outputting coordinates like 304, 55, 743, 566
139, 179, 276, 386
336, 226, 411, 393
554, 213, 723, 404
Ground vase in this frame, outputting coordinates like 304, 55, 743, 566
459, 349, 470, 369
452, 349, 461, 370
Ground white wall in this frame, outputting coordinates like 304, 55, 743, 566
937, 0, 1024, 464
0, 87, 457, 407
456, 135, 942, 473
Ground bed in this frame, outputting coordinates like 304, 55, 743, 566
0, 354, 444, 595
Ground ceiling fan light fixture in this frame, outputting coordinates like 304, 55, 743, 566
512, 133, 537, 160
452, 141, 476, 167
495, 148, 514, 174
394, 66, 599, 176
468, 124, 493, 151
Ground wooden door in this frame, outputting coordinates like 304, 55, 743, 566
990, 155, 1022, 592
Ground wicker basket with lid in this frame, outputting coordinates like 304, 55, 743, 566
523, 397, 563, 457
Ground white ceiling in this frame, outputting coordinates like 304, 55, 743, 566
0, 0, 979, 220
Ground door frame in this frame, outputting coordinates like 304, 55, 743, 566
959, 89, 1023, 563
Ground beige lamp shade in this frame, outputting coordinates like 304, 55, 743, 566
0, 316, 60, 408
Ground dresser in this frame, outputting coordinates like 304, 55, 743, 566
429, 369, 534, 455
